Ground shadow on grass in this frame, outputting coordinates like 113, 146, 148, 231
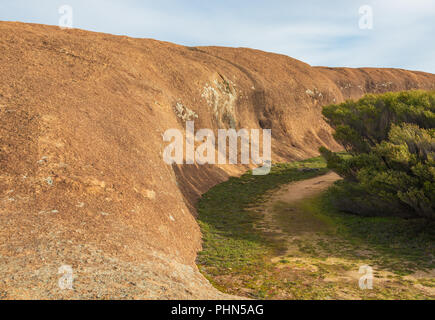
196, 157, 435, 299
302, 193, 435, 275
196, 158, 328, 274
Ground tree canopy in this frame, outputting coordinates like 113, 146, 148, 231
320, 90, 435, 219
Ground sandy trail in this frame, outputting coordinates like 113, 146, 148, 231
254, 172, 341, 238
271, 172, 341, 204
249, 172, 435, 299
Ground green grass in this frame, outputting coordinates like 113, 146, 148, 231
197, 158, 328, 276
196, 157, 435, 299
302, 194, 435, 275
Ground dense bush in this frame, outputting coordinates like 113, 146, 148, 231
320, 91, 435, 219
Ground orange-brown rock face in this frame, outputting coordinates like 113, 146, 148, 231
0, 21, 434, 299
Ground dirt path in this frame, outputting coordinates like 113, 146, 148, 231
199, 166, 435, 299
270, 172, 341, 204
254, 172, 341, 240
249, 171, 435, 299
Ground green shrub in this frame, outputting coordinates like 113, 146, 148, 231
320, 91, 435, 219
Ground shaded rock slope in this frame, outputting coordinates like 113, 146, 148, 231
0, 21, 434, 299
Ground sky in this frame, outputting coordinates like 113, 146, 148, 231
1, 0, 434, 73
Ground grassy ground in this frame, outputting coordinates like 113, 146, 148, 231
196, 158, 435, 300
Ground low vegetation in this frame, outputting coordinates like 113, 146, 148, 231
320, 90, 435, 219
197, 158, 327, 278
197, 91, 435, 299
196, 157, 435, 299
